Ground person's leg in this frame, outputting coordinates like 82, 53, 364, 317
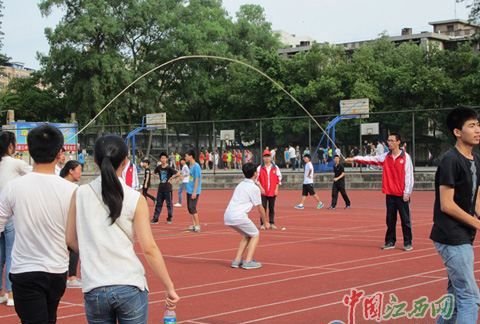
187, 194, 201, 228
84, 287, 116, 324
10, 272, 50, 324
111, 285, 149, 324
434, 243, 480, 324
152, 192, 165, 222
142, 188, 156, 204
233, 236, 250, 263
339, 185, 351, 207
244, 235, 260, 262
384, 195, 398, 245
166, 191, 173, 222
260, 195, 267, 226
4, 221, 14, 297
0, 232, 5, 294
397, 198, 413, 247
46, 272, 67, 324
268, 196, 276, 225
331, 183, 339, 208
67, 249, 79, 280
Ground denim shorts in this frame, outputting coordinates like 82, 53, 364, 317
84, 285, 148, 324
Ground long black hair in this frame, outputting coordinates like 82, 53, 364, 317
0, 131, 16, 162
94, 135, 128, 224
60, 160, 81, 178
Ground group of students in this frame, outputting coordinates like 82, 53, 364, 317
0, 126, 179, 323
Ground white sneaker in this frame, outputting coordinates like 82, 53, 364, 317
193, 226, 201, 233
0, 293, 7, 304
174, 203, 182, 207
67, 279, 82, 288
6, 298, 14, 307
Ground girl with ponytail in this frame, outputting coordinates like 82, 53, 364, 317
66, 135, 179, 323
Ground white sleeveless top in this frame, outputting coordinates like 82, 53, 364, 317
76, 176, 147, 293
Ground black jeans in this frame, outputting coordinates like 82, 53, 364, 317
290, 158, 296, 170
385, 195, 412, 246
153, 191, 173, 221
10, 271, 67, 324
68, 249, 79, 277
331, 182, 351, 208
142, 187, 156, 204
261, 196, 276, 225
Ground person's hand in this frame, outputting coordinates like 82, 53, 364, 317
345, 158, 354, 164
403, 194, 410, 202
260, 187, 266, 195
274, 187, 279, 196
265, 223, 271, 230
191, 193, 197, 200
333, 177, 337, 182
165, 288, 180, 310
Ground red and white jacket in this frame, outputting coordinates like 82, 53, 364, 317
354, 150, 414, 197
122, 161, 140, 190
256, 164, 282, 197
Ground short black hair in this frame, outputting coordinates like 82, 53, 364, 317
27, 125, 64, 164
60, 160, 81, 178
180, 158, 186, 162
159, 152, 168, 159
389, 133, 402, 142
186, 149, 196, 159
447, 107, 479, 140
334, 155, 340, 158
142, 159, 150, 165
242, 162, 257, 179
303, 154, 311, 160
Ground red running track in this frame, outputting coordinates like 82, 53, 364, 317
0, 189, 474, 323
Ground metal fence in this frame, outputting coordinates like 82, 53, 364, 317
3, 106, 477, 173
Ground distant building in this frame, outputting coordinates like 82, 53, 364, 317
278, 19, 480, 58
0, 62, 35, 89
275, 30, 315, 48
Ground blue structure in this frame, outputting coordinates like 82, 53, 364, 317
125, 116, 158, 164
314, 115, 359, 172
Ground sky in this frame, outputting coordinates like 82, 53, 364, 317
2, 0, 471, 69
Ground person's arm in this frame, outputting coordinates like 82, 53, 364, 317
168, 169, 180, 183
475, 189, 480, 218
133, 165, 140, 190
66, 190, 79, 253
191, 166, 199, 199
255, 167, 266, 194
441, 185, 480, 230
144, 171, 150, 189
345, 153, 387, 166
334, 172, 345, 182
0, 184, 14, 233
276, 166, 283, 193
403, 154, 414, 201
134, 196, 180, 308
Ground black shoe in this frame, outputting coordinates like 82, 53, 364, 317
381, 242, 395, 250
327, 206, 336, 210
151, 219, 158, 224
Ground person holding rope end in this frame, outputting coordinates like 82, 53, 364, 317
346, 133, 414, 251
66, 135, 179, 323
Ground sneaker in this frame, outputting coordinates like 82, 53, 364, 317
231, 260, 242, 268
327, 206, 336, 210
345, 206, 351, 209
150, 219, 158, 224
270, 224, 278, 230
0, 294, 7, 304
6, 298, 14, 307
260, 225, 266, 230
381, 242, 395, 250
67, 279, 82, 289
193, 226, 201, 233
317, 202, 324, 209
187, 225, 195, 231
404, 245, 413, 251
242, 260, 262, 270
294, 204, 305, 210
166, 221, 172, 225
174, 203, 182, 207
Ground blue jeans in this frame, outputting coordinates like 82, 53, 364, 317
178, 183, 187, 205
434, 242, 480, 324
84, 285, 148, 324
0, 220, 14, 292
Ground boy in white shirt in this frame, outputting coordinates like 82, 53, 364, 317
295, 154, 324, 209
224, 163, 269, 270
0, 125, 77, 323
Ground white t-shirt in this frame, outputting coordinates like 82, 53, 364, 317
0, 156, 32, 192
288, 147, 296, 159
224, 179, 262, 226
0, 172, 77, 274
181, 164, 190, 184
76, 177, 146, 293
304, 161, 314, 184
271, 149, 276, 160
55, 164, 62, 176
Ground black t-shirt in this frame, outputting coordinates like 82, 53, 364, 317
142, 168, 151, 188
154, 165, 177, 193
333, 163, 345, 185
430, 148, 480, 245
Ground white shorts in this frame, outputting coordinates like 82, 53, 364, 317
229, 220, 259, 238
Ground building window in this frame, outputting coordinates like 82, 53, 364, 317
447, 24, 454, 32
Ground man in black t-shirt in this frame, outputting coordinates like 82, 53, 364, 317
430, 107, 480, 323
152, 152, 181, 224
140, 159, 156, 204
328, 155, 351, 209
